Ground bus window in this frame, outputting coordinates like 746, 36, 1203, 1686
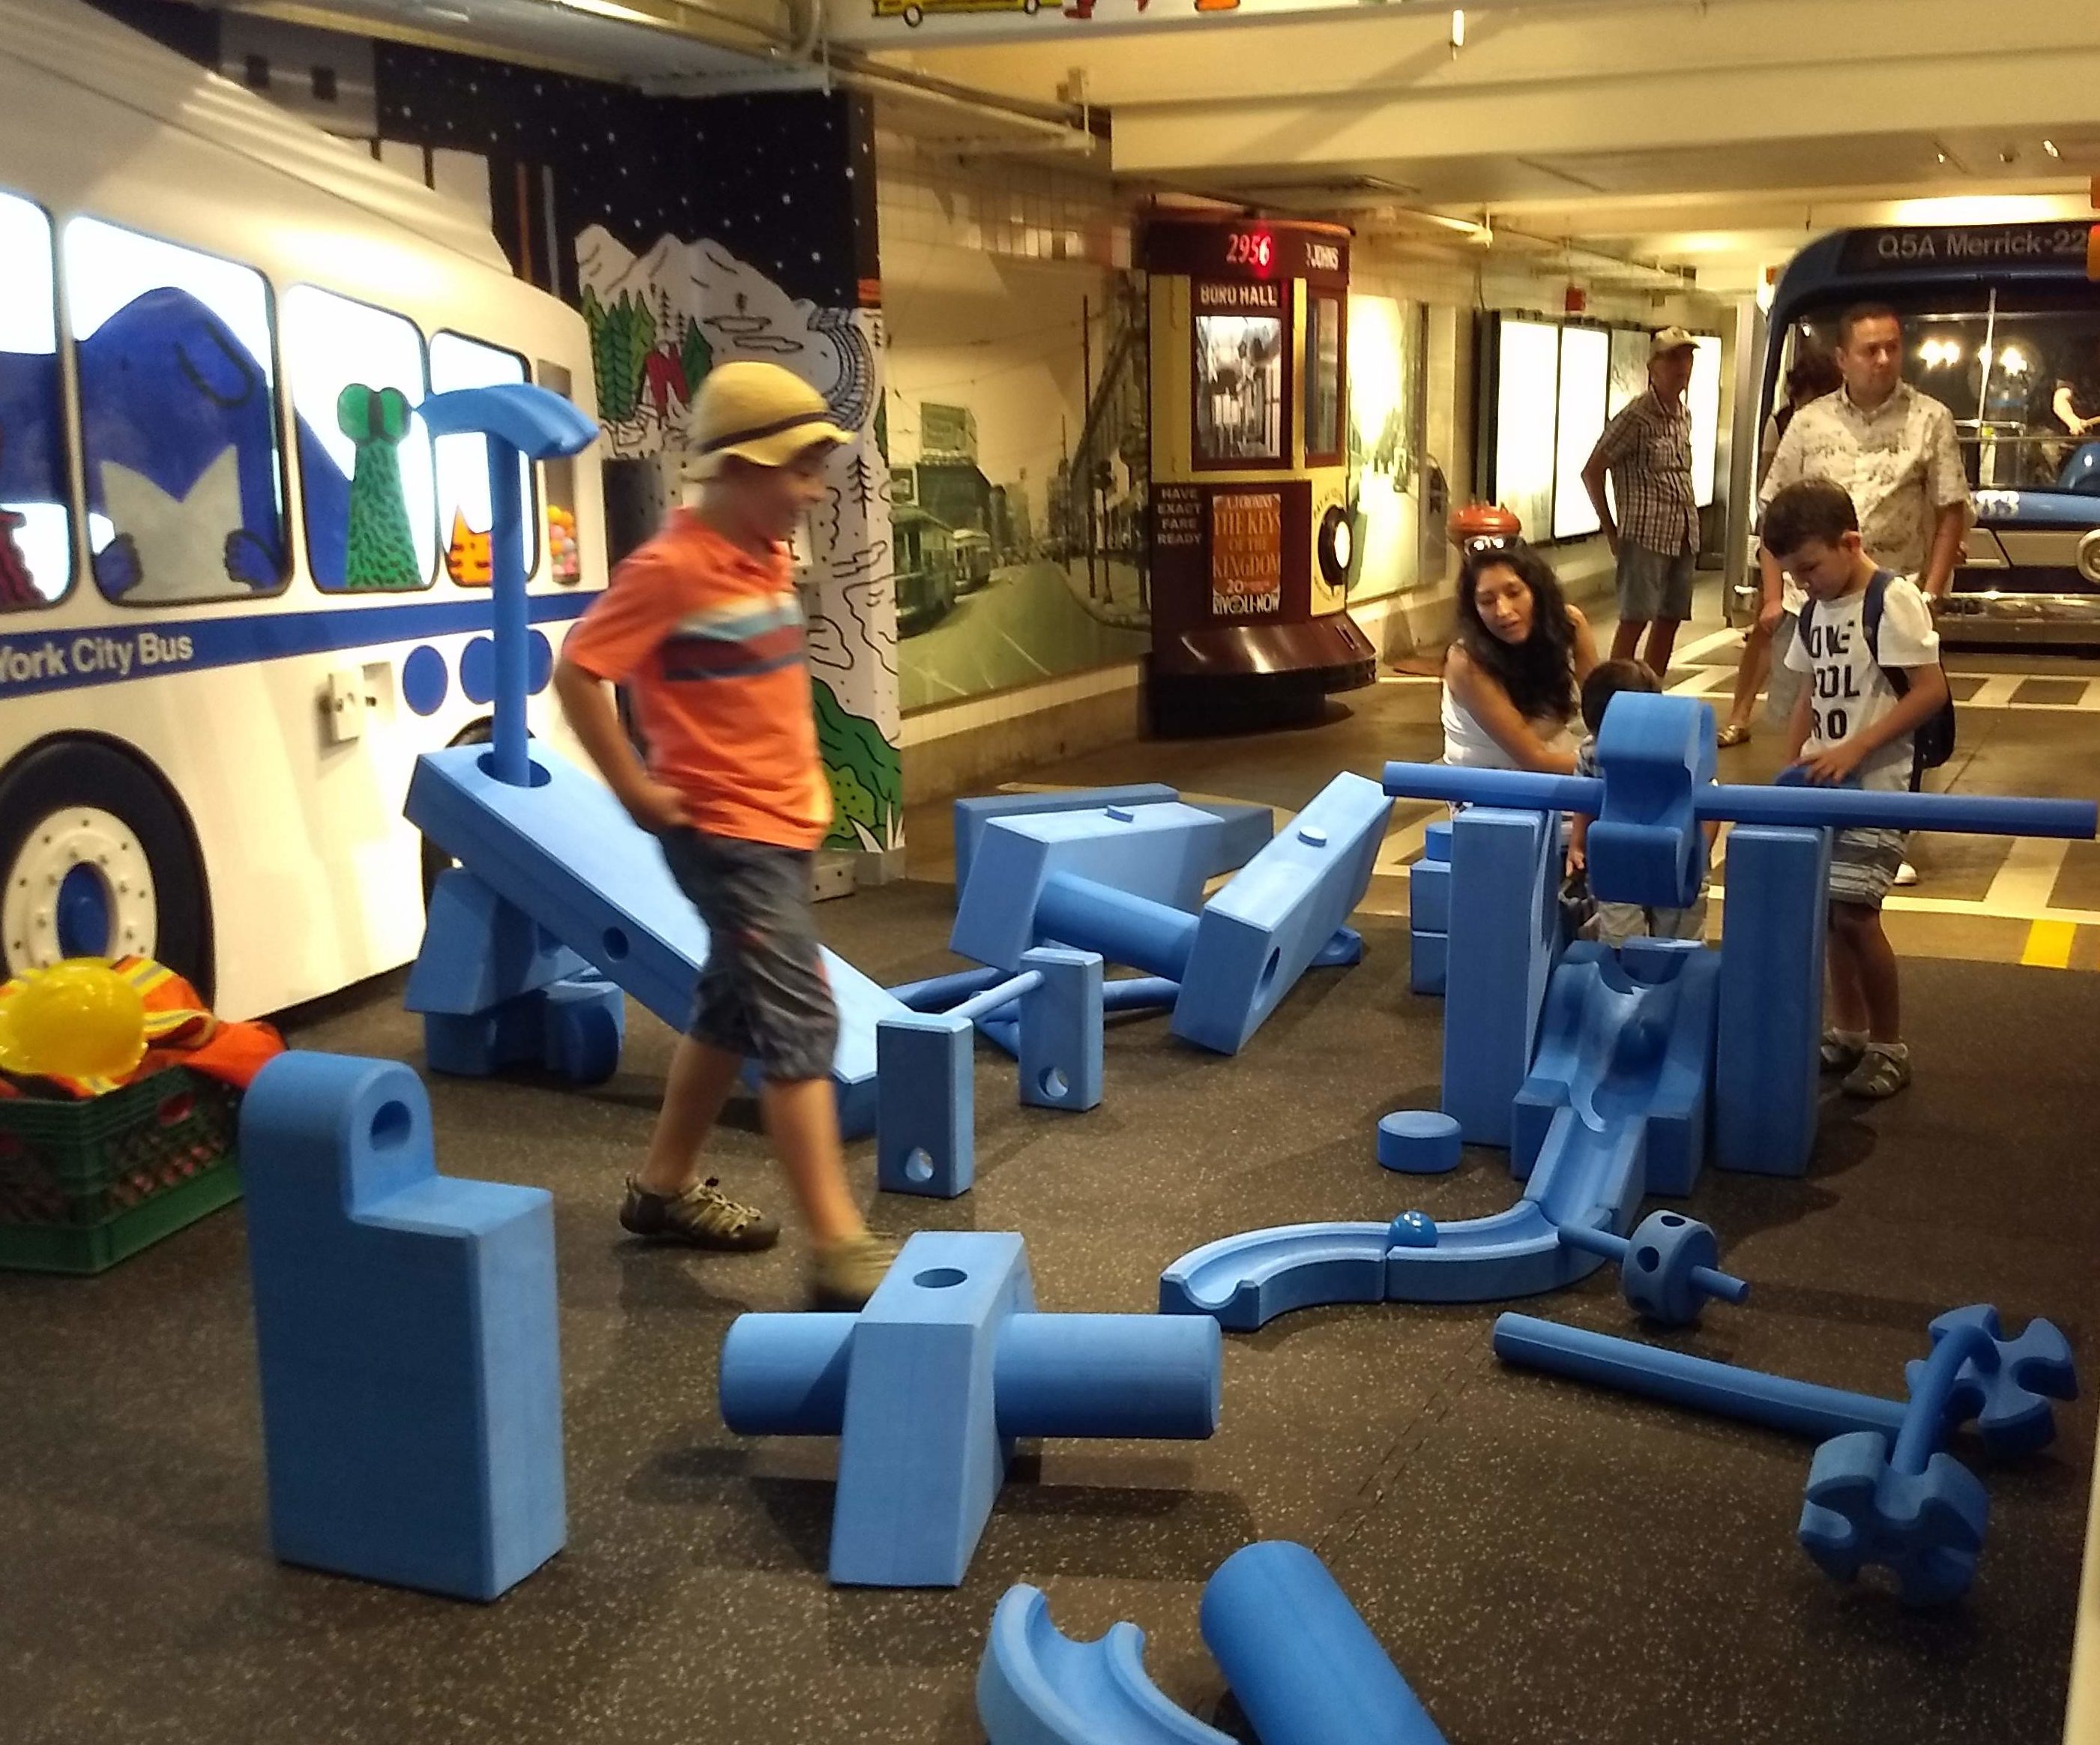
62, 216, 288, 605
284, 284, 436, 592
535, 358, 582, 583
429, 331, 538, 587
0, 189, 68, 608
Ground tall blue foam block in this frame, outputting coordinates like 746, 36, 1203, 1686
1408, 824, 1450, 997
1173, 772, 1393, 1055
406, 744, 902, 1136
1587, 692, 1715, 910
1201, 1541, 1449, 1745
719, 1232, 1222, 1588
241, 1052, 564, 1600
952, 803, 1228, 971
1442, 807, 1559, 1147
1714, 825, 1829, 1178
876, 1010, 975, 1198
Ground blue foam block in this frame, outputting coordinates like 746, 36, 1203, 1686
952, 803, 1227, 971
1422, 820, 1452, 861
1512, 941, 1716, 1196
1201, 1542, 1449, 1745
1378, 1111, 1461, 1173
722, 1232, 1222, 1588
1408, 856, 1450, 934
405, 744, 903, 1137
1161, 1223, 1392, 1329
406, 868, 588, 1016
954, 787, 1180, 891
1798, 1435, 1991, 1607
1714, 825, 1829, 1178
1312, 925, 1365, 968
1587, 692, 1716, 911
1017, 947, 1105, 1112
1442, 807, 1558, 1147
876, 1012, 975, 1199
241, 1052, 564, 1600
1173, 772, 1392, 1055
1409, 929, 1447, 996
979, 1586, 1234, 1745
421, 974, 624, 1085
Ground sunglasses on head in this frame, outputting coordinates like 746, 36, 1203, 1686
1461, 534, 1525, 556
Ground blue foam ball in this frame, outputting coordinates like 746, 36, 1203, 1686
1387, 1211, 1438, 1250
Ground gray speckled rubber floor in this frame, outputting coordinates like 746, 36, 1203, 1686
0, 884, 2090, 1744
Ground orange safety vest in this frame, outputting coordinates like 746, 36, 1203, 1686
0, 956, 284, 1099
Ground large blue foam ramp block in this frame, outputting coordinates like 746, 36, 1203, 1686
1201, 1540, 1449, 1744
407, 745, 902, 1137
241, 1052, 565, 1600
977, 1585, 1235, 1745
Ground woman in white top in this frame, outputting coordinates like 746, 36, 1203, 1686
1441, 539, 1599, 775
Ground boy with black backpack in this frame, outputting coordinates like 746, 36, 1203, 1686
1766, 477, 1955, 1100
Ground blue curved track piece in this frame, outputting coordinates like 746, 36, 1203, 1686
1161, 942, 1717, 1327
977, 1585, 1233, 1745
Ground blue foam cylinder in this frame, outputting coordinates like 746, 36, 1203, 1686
1201, 1541, 1448, 1745
952, 969, 1045, 1026
890, 966, 1008, 1010
721, 1310, 1222, 1440
1037, 872, 1199, 980
1377, 1111, 1461, 1174
982, 974, 1179, 1022
1492, 1314, 1908, 1441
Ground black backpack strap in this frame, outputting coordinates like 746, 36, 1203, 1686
1862, 570, 1908, 697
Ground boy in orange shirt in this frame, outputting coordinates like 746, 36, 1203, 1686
554, 362, 894, 1308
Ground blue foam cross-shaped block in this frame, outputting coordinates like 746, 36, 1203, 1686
1588, 690, 1716, 911
241, 1052, 565, 1600
1904, 1305, 2079, 1459
1798, 1433, 1991, 1607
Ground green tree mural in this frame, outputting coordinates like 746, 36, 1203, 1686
581, 285, 655, 425
679, 316, 713, 400
813, 678, 901, 852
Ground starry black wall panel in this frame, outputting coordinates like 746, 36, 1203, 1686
372, 43, 875, 310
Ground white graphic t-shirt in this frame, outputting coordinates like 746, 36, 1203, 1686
1783, 571, 1940, 791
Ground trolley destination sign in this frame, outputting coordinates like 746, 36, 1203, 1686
1838, 222, 2099, 277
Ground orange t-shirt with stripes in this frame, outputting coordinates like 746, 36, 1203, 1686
561, 510, 832, 850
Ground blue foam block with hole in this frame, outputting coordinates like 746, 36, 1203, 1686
241, 1052, 564, 1600
1587, 693, 1716, 910
405, 744, 902, 1136
1017, 947, 1105, 1112
951, 803, 1227, 971
1442, 807, 1560, 1147
952, 788, 1277, 896
977, 1585, 1235, 1745
876, 1010, 975, 1199
1172, 772, 1392, 1055
1714, 824, 1829, 1178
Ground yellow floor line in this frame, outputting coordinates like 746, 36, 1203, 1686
2021, 920, 2079, 969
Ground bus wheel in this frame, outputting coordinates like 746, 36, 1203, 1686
420, 718, 494, 908
0, 741, 213, 1002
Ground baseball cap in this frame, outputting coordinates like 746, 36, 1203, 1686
685, 361, 851, 478
1649, 325, 1696, 358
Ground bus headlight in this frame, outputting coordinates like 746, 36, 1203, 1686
1318, 505, 1354, 588
2079, 528, 2100, 587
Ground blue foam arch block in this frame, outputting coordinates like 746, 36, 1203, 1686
1173, 771, 1393, 1055
1587, 691, 1715, 910
1442, 807, 1559, 1146
1201, 1541, 1449, 1745
978, 1585, 1234, 1745
241, 1052, 564, 1600
405, 744, 902, 1137
952, 803, 1227, 971
1714, 825, 1828, 1178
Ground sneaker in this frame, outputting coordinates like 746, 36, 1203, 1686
1893, 861, 1919, 887
1819, 1028, 1867, 1075
620, 1175, 779, 1251
1842, 1045, 1912, 1100
808, 1231, 901, 1311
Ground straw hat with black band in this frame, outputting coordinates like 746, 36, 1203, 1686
684, 361, 851, 480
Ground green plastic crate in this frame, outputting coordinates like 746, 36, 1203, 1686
0, 1067, 243, 1275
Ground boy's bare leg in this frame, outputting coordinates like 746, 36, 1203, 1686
635, 1036, 743, 1197
1850, 911, 1903, 1045
758, 1076, 866, 1247
1610, 618, 1648, 663
1826, 907, 1869, 1037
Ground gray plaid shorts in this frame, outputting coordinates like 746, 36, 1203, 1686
660, 830, 838, 1083
1829, 827, 1907, 911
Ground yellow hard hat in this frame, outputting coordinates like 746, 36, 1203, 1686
0, 959, 148, 1082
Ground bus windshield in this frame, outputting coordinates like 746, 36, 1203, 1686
1784, 286, 2100, 492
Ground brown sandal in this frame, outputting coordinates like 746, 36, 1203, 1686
1716, 723, 1751, 748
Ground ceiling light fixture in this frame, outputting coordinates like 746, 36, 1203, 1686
1449, 8, 1465, 50
552, 0, 665, 25
2043, 139, 2061, 158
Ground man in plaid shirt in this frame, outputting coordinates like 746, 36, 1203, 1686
1582, 327, 1701, 677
